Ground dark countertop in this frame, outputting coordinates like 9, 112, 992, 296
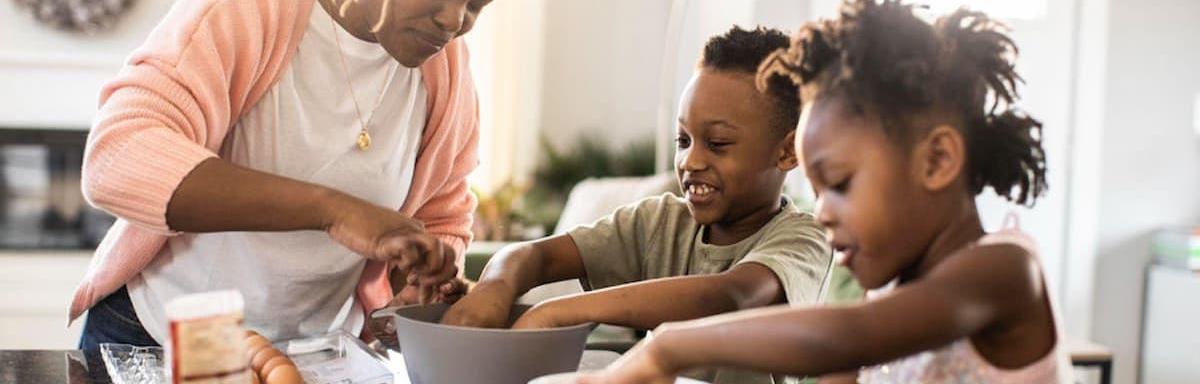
0, 350, 111, 383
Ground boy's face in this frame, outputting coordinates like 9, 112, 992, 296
798, 96, 939, 289
675, 69, 795, 227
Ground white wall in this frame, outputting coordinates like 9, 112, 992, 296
0, 253, 91, 349
538, 0, 808, 153
465, 0, 547, 191
1086, 0, 1200, 382
0, 0, 173, 128
539, 0, 674, 152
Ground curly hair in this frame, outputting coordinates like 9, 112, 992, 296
701, 26, 800, 136
758, 0, 1047, 206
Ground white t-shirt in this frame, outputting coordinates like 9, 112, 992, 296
129, 5, 426, 344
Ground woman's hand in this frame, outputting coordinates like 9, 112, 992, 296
323, 196, 427, 262
389, 277, 469, 306
441, 281, 518, 328
577, 336, 677, 384
323, 196, 461, 302
323, 195, 453, 272
388, 245, 459, 305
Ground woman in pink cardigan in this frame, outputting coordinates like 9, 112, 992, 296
74, 0, 488, 349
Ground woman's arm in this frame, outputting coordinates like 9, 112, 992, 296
511, 262, 785, 330
82, 0, 309, 231
166, 158, 440, 265
583, 244, 1049, 382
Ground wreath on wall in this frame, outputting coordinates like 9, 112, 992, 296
11, 0, 136, 34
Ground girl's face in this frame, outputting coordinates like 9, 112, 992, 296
324, 0, 492, 67
798, 97, 941, 289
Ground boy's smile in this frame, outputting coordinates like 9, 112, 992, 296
675, 69, 796, 245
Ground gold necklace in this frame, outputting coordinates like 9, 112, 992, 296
329, 16, 397, 151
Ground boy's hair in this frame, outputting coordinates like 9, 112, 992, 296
759, 0, 1047, 206
701, 26, 800, 136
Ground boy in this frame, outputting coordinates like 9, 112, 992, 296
443, 26, 830, 384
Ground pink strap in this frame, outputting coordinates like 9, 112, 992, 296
1001, 211, 1022, 231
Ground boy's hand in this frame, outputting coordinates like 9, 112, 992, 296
435, 278, 470, 304
510, 300, 579, 329
577, 337, 675, 384
440, 281, 517, 328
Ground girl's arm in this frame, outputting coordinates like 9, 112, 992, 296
511, 262, 785, 330
584, 244, 1049, 382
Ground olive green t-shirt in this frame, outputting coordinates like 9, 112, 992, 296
567, 193, 833, 384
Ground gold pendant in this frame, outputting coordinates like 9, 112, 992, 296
357, 130, 372, 151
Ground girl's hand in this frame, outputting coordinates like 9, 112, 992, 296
441, 281, 517, 328
577, 338, 676, 384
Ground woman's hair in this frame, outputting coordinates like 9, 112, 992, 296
702, 26, 801, 136
759, 0, 1047, 206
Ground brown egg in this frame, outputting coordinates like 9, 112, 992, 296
251, 347, 283, 373
265, 364, 302, 384
246, 335, 271, 351
250, 369, 262, 384
245, 329, 260, 338
245, 338, 268, 361
260, 355, 293, 378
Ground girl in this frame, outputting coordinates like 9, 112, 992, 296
580, 1, 1071, 383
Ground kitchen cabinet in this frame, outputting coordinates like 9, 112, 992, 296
1140, 265, 1200, 384
0, 252, 91, 349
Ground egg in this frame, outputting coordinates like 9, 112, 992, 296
265, 364, 303, 384
250, 370, 262, 384
245, 339, 268, 361
251, 347, 283, 373
246, 335, 271, 351
260, 355, 293, 378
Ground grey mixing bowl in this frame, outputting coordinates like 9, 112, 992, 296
378, 303, 595, 384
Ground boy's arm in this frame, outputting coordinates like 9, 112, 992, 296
441, 235, 586, 327
511, 263, 784, 330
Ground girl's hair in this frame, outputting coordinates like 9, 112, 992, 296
759, 0, 1047, 206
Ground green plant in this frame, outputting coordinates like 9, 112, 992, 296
517, 134, 657, 231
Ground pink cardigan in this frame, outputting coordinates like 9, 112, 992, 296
69, 0, 478, 324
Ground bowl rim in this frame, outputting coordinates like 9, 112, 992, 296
382, 303, 597, 334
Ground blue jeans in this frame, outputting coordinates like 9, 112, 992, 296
78, 286, 159, 350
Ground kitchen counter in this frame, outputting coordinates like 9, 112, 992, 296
0, 350, 111, 383
1, 349, 626, 383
